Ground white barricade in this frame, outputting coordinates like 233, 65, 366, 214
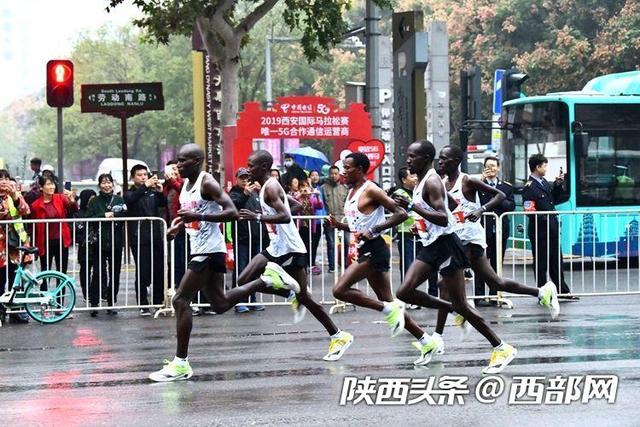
1, 217, 169, 314
497, 210, 640, 298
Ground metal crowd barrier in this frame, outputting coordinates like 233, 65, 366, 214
497, 210, 640, 300
1, 217, 169, 315
5, 210, 640, 320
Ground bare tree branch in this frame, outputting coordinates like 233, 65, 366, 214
237, 0, 280, 36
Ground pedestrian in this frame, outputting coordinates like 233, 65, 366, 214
228, 167, 267, 312
308, 170, 325, 275
86, 174, 127, 316
0, 169, 31, 324
295, 179, 323, 270
30, 175, 78, 277
29, 158, 42, 182
124, 165, 168, 316
320, 165, 349, 272
74, 189, 96, 307
163, 160, 187, 286
281, 153, 307, 192
523, 153, 577, 299
475, 156, 515, 304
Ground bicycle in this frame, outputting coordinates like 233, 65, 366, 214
0, 246, 76, 326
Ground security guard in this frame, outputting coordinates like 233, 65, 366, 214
522, 153, 576, 298
475, 156, 515, 303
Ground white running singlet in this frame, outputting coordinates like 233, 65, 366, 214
179, 171, 226, 256
259, 177, 307, 257
343, 180, 386, 240
412, 168, 455, 247
444, 172, 487, 248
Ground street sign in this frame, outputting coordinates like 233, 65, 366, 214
81, 83, 164, 116
493, 69, 505, 115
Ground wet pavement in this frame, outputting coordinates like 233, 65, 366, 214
1, 295, 640, 426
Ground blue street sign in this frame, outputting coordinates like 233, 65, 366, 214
493, 69, 505, 115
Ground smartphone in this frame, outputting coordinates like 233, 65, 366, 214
64, 181, 72, 191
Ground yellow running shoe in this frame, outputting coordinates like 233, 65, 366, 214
412, 339, 438, 366
482, 343, 517, 375
539, 281, 560, 319
385, 299, 405, 337
323, 331, 354, 361
149, 359, 193, 382
288, 293, 307, 324
454, 313, 472, 340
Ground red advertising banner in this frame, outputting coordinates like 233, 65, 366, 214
229, 96, 373, 189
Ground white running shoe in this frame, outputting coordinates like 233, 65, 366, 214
261, 262, 301, 293
149, 359, 193, 382
433, 334, 445, 355
539, 281, 560, 319
323, 331, 354, 361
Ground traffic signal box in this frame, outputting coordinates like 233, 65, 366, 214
46, 60, 74, 108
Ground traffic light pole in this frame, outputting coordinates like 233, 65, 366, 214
57, 107, 64, 185
120, 113, 128, 194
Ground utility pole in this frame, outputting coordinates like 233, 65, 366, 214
365, 0, 381, 139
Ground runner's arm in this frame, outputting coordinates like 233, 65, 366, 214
240, 182, 291, 224
367, 185, 408, 234
466, 176, 505, 222
411, 175, 449, 227
196, 175, 239, 222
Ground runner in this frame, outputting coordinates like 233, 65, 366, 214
237, 150, 353, 362
395, 140, 517, 374
430, 145, 560, 355
327, 152, 435, 365
149, 144, 299, 382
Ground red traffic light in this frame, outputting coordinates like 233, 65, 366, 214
47, 60, 74, 108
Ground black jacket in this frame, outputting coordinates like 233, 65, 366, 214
124, 185, 167, 244
478, 178, 515, 216
522, 175, 567, 225
229, 185, 268, 246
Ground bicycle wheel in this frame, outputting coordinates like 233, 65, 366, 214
23, 271, 76, 324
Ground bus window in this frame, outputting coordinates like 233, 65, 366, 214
502, 102, 570, 190
575, 104, 640, 206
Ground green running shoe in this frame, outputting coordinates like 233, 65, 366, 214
385, 299, 405, 337
149, 359, 193, 382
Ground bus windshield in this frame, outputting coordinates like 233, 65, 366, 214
502, 101, 569, 189
575, 104, 640, 206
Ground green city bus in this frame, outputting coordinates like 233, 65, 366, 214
501, 71, 640, 257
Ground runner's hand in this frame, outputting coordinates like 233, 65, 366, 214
167, 217, 183, 241
178, 209, 201, 223
326, 214, 339, 229
466, 208, 484, 222
393, 195, 409, 209
239, 209, 259, 221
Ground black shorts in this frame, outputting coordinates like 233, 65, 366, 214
357, 236, 390, 272
187, 253, 226, 274
416, 234, 468, 277
261, 250, 307, 269
464, 242, 485, 259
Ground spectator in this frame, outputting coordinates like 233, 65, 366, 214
522, 153, 575, 299
270, 168, 281, 181
0, 169, 31, 324
124, 164, 167, 315
281, 153, 307, 192
41, 165, 62, 193
308, 170, 326, 275
228, 167, 267, 312
295, 179, 323, 270
390, 167, 418, 282
475, 156, 516, 305
30, 175, 78, 278
30, 157, 42, 181
287, 176, 300, 195
320, 165, 348, 272
163, 159, 187, 285
74, 189, 96, 308
86, 174, 127, 316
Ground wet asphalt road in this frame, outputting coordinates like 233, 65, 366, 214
1, 295, 640, 426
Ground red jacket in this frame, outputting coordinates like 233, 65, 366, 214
30, 194, 78, 256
